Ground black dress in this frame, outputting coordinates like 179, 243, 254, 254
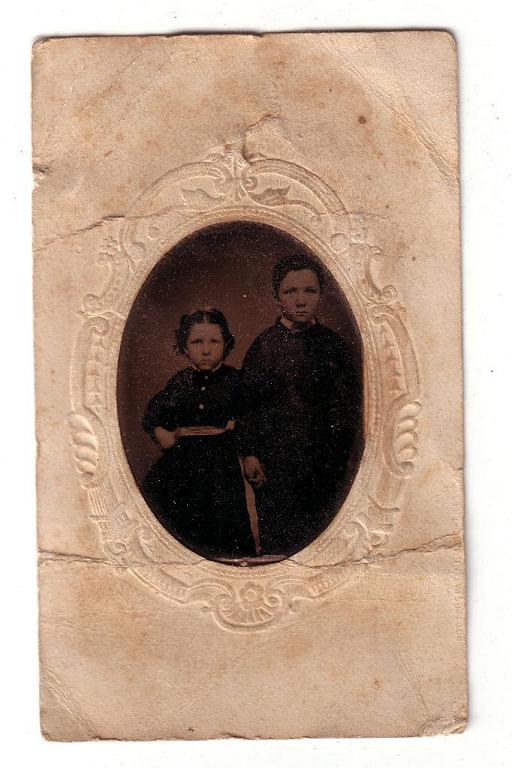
236, 319, 362, 556
142, 365, 255, 559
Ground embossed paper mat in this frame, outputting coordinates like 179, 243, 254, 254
33, 32, 466, 740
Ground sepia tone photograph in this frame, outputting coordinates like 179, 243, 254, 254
32, 29, 469, 744
118, 221, 364, 564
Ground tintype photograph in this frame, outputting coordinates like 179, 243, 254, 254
34, 32, 466, 740
118, 222, 364, 564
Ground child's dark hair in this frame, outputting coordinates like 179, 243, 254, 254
175, 308, 235, 358
272, 254, 324, 297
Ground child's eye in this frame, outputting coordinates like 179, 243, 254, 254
284, 288, 296, 294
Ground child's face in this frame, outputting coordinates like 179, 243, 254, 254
277, 268, 321, 325
185, 322, 225, 370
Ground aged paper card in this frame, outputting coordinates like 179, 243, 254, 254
33, 32, 466, 739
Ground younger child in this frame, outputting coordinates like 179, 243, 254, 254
142, 308, 255, 560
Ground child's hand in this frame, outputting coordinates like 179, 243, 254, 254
153, 426, 177, 450
243, 456, 267, 488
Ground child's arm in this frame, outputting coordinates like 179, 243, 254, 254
153, 426, 177, 450
142, 378, 179, 447
242, 455, 267, 488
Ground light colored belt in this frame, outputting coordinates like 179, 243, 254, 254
177, 424, 233, 438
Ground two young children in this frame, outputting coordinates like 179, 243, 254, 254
142, 255, 361, 561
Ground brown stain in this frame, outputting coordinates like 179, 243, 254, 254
373, 678, 382, 690
282, 633, 313, 661
210, 73, 249, 103
291, 72, 363, 108
66, 564, 160, 673
74, 520, 98, 550
293, 78, 328, 105
358, 115, 367, 124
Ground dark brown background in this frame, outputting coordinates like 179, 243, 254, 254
117, 221, 363, 486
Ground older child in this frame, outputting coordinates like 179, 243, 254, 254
142, 308, 255, 561
237, 255, 362, 556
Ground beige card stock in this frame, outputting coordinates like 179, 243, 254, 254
33, 32, 466, 740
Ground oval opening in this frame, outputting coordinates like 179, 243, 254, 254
118, 221, 364, 565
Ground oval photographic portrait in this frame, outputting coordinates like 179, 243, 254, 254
117, 221, 365, 565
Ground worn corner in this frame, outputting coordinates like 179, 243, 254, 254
31, 36, 63, 63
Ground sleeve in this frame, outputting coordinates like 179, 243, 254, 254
142, 380, 179, 441
234, 338, 271, 457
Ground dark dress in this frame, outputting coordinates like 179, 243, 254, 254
237, 319, 362, 556
142, 364, 255, 559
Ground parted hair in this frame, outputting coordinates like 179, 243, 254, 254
174, 308, 235, 358
272, 254, 325, 297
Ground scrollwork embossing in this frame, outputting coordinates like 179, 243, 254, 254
69, 144, 421, 631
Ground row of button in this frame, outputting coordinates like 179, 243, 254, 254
199, 376, 208, 409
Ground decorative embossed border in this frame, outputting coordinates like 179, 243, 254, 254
69, 144, 420, 632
